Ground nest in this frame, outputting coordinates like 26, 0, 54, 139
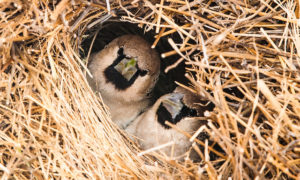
1, 0, 300, 179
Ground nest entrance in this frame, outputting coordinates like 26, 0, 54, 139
80, 19, 220, 162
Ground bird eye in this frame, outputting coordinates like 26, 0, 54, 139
117, 47, 124, 56
139, 70, 148, 76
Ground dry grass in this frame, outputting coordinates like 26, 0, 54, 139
1, 0, 300, 179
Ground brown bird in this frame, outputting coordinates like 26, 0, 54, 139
126, 86, 205, 159
87, 35, 160, 129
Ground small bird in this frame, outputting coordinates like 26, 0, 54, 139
87, 35, 160, 129
126, 86, 205, 158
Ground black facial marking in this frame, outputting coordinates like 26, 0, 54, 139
104, 47, 146, 90
156, 102, 198, 129
117, 47, 124, 56
139, 70, 148, 76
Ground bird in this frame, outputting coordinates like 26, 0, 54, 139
126, 86, 206, 159
87, 35, 160, 129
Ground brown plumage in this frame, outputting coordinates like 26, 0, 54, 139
87, 35, 160, 129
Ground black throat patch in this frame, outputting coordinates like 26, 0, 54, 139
104, 48, 141, 90
156, 103, 198, 129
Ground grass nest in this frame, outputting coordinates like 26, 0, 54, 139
1, 0, 300, 179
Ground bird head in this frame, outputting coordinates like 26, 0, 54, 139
87, 35, 160, 102
156, 87, 202, 129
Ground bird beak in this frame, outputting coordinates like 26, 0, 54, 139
162, 93, 184, 119
114, 57, 138, 81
